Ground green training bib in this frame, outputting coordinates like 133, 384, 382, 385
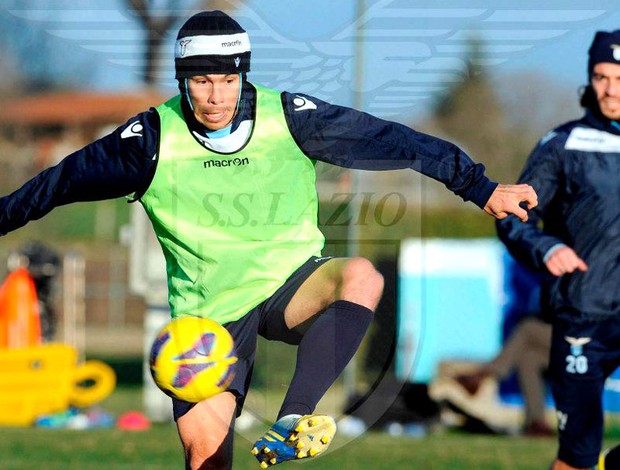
141, 86, 325, 323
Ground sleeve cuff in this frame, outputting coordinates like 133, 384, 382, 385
468, 178, 499, 209
543, 243, 567, 263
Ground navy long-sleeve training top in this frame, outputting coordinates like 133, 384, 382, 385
497, 110, 620, 322
0, 81, 497, 236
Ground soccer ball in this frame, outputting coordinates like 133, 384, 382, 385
149, 316, 238, 402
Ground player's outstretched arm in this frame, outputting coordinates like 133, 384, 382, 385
483, 184, 538, 222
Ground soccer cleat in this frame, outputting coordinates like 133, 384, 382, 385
251, 414, 337, 467
597, 447, 610, 470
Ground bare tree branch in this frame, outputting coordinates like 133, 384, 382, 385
127, 0, 148, 25
124, 0, 238, 85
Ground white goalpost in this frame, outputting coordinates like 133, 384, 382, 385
127, 204, 172, 422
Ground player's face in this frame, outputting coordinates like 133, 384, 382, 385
591, 62, 620, 121
187, 74, 241, 130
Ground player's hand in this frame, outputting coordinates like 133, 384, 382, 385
545, 246, 588, 277
483, 184, 538, 222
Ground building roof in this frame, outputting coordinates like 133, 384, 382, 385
0, 90, 170, 127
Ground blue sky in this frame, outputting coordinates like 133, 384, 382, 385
1, 0, 619, 121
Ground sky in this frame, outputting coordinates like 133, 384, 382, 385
1, 0, 620, 121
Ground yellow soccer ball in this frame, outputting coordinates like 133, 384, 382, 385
149, 316, 238, 402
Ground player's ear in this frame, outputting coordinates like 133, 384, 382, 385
178, 79, 195, 111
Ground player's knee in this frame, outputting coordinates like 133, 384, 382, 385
341, 257, 384, 306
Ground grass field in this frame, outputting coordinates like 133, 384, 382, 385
3, 385, 620, 469
0, 424, 559, 470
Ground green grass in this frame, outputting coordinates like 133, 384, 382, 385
2, 385, 619, 469
0, 419, 558, 470
0, 421, 564, 470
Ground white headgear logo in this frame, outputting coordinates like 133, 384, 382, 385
179, 39, 192, 57
612, 44, 620, 61
234, 57, 241, 68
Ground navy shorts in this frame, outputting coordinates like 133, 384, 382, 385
172, 255, 333, 420
549, 315, 620, 468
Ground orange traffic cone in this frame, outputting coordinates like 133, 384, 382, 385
0, 268, 41, 348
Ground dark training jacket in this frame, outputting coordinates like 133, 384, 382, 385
497, 111, 620, 322
0, 82, 497, 236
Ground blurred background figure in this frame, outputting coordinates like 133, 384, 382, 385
7, 241, 61, 341
455, 257, 553, 437
455, 316, 552, 437
428, 255, 553, 437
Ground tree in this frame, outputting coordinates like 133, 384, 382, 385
423, 36, 529, 183
126, 0, 237, 85
421, 36, 582, 185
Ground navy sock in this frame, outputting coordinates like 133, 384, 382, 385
277, 300, 374, 419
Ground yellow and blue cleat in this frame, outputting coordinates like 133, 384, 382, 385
251, 414, 336, 468
596, 447, 611, 470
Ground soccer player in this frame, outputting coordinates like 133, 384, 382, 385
0, 10, 537, 470
496, 30, 620, 470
